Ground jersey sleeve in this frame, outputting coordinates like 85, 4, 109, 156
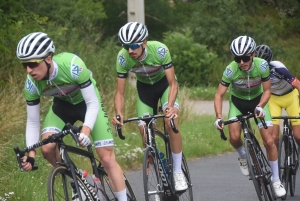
24, 76, 41, 104
71, 56, 91, 85
220, 64, 234, 87
270, 61, 296, 85
116, 50, 129, 78
258, 60, 270, 81
156, 43, 173, 69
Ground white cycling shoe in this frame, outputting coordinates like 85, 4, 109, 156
174, 172, 188, 191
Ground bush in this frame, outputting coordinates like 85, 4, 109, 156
163, 30, 217, 86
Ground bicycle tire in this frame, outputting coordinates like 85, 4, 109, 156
143, 146, 163, 201
99, 168, 137, 201
278, 135, 289, 200
177, 154, 193, 201
48, 165, 95, 201
245, 140, 273, 201
289, 139, 298, 196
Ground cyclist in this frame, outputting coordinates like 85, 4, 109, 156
112, 22, 188, 191
16, 32, 127, 201
256, 44, 300, 148
214, 36, 286, 197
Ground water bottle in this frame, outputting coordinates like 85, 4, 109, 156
159, 152, 169, 173
81, 170, 105, 200
92, 174, 106, 201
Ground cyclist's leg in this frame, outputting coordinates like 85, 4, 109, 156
41, 100, 75, 166
287, 89, 300, 146
259, 104, 286, 196
136, 95, 154, 147
136, 79, 161, 147
227, 98, 244, 153
268, 94, 284, 148
160, 85, 188, 191
91, 99, 127, 201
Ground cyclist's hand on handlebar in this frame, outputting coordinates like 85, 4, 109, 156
112, 114, 123, 128
165, 107, 178, 119
21, 156, 35, 171
255, 106, 266, 118
78, 133, 91, 147
214, 118, 224, 130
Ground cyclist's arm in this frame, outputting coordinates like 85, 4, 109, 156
292, 79, 300, 93
26, 103, 40, 157
257, 79, 271, 108
80, 83, 100, 135
165, 66, 178, 110
214, 82, 228, 119
113, 77, 126, 124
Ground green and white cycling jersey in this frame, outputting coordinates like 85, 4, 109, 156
25, 52, 100, 104
116, 41, 173, 85
24, 52, 113, 148
221, 57, 270, 100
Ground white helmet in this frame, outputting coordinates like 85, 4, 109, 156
230, 36, 256, 56
16, 32, 55, 60
118, 22, 148, 44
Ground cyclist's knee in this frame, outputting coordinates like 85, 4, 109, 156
262, 137, 275, 151
229, 131, 241, 142
96, 147, 117, 169
41, 143, 56, 159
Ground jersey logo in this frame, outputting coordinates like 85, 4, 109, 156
224, 67, 233, 78
118, 52, 126, 67
71, 64, 83, 79
157, 46, 168, 60
25, 79, 37, 94
260, 60, 268, 72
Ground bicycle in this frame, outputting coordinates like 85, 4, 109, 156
218, 113, 276, 201
14, 123, 137, 201
272, 116, 299, 200
116, 113, 193, 201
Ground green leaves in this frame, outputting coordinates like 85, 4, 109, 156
163, 31, 217, 86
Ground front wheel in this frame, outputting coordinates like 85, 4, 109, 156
289, 138, 298, 196
278, 135, 289, 200
245, 140, 273, 201
143, 147, 162, 201
48, 166, 94, 201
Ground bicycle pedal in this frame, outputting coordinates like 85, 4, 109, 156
248, 176, 253, 180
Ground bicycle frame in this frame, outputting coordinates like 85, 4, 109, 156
146, 117, 176, 198
272, 116, 299, 169
14, 124, 104, 201
272, 116, 300, 178
116, 114, 180, 199
219, 113, 274, 200
55, 141, 101, 200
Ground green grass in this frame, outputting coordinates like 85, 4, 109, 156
185, 85, 230, 100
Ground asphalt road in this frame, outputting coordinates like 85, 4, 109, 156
125, 100, 297, 201
125, 151, 300, 201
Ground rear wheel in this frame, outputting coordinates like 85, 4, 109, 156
143, 147, 162, 201
278, 135, 289, 200
48, 166, 94, 201
245, 140, 272, 201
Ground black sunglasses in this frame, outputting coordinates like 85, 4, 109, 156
234, 55, 251, 63
122, 43, 142, 50
21, 59, 44, 69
